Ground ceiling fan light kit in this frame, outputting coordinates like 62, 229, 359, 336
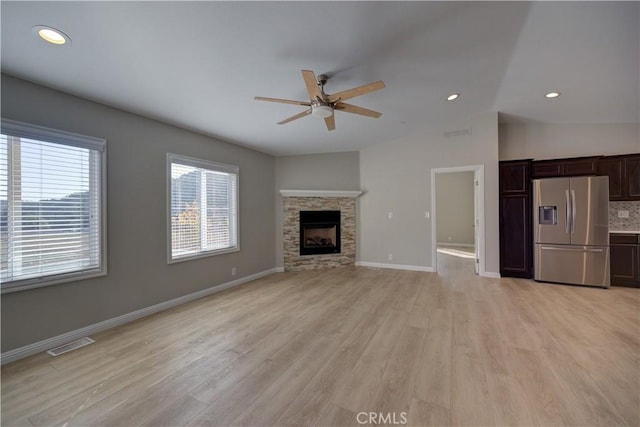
255, 69, 385, 131
311, 103, 333, 118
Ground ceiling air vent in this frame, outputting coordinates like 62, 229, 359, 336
444, 128, 471, 138
47, 337, 95, 357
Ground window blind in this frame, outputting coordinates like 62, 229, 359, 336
169, 154, 238, 261
0, 120, 105, 291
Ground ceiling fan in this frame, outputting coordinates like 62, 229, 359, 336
255, 70, 385, 131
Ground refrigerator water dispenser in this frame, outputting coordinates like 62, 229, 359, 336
538, 206, 557, 225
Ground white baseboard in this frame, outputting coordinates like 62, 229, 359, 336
481, 272, 501, 279
436, 242, 475, 248
274, 267, 285, 273
1, 268, 278, 366
355, 261, 434, 272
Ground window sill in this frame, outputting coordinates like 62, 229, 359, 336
168, 246, 240, 264
1, 269, 107, 294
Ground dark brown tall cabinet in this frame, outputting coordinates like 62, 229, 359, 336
499, 160, 533, 278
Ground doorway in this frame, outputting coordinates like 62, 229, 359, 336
430, 165, 485, 275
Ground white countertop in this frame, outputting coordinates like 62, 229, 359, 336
610, 230, 640, 234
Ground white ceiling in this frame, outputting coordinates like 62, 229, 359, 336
1, 1, 638, 156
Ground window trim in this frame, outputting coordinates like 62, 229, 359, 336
1, 118, 107, 294
166, 153, 239, 264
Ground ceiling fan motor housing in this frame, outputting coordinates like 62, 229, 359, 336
317, 74, 329, 86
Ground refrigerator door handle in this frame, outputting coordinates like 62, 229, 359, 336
541, 246, 586, 252
570, 189, 576, 234
540, 246, 604, 253
565, 190, 571, 234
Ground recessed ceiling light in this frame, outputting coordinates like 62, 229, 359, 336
33, 25, 71, 45
545, 91, 561, 99
447, 93, 460, 101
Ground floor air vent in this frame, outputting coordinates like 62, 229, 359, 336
47, 337, 95, 357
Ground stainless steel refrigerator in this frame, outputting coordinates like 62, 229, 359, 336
533, 176, 610, 288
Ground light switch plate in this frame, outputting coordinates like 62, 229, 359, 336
618, 210, 630, 218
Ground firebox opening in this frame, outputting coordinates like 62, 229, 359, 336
299, 210, 341, 255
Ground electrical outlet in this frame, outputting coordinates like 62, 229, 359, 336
425, 211, 430, 219
388, 212, 393, 219
618, 210, 630, 218
388, 253, 393, 261
231, 267, 237, 276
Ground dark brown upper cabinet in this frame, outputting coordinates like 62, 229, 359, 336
532, 156, 600, 178
597, 154, 640, 201
626, 156, 640, 199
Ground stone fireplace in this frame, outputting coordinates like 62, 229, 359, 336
281, 190, 361, 271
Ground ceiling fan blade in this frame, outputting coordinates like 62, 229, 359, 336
324, 114, 336, 131
335, 102, 382, 118
255, 96, 310, 106
328, 81, 385, 103
277, 109, 312, 125
301, 70, 323, 101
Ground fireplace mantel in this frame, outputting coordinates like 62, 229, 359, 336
280, 190, 363, 198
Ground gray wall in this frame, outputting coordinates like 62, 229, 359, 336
274, 152, 360, 268
358, 112, 500, 274
436, 172, 475, 245
1, 75, 276, 352
499, 123, 640, 160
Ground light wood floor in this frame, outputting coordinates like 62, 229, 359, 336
2, 253, 639, 426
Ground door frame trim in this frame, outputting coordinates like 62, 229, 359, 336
431, 165, 486, 276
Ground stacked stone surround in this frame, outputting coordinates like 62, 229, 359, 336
283, 196, 356, 271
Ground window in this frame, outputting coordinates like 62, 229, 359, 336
0, 119, 106, 293
168, 153, 238, 262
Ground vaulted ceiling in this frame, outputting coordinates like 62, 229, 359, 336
1, 2, 638, 155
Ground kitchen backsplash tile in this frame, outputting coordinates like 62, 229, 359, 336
609, 201, 640, 231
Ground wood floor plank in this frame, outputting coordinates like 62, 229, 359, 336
449, 343, 495, 426
313, 403, 357, 427
141, 395, 207, 427
542, 344, 630, 426
407, 397, 449, 427
413, 308, 452, 409
27, 349, 207, 426
368, 325, 425, 416
72, 350, 240, 427
503, 347, 575, 426
272, 291, 395, 426
228, 295, 376, 426
572, 344, 640, 426
1, 253, 638, 427
330, 308, 409, 413
187, 332, 336, 424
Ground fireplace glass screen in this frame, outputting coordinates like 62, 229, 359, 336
299, 210, 340, 255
